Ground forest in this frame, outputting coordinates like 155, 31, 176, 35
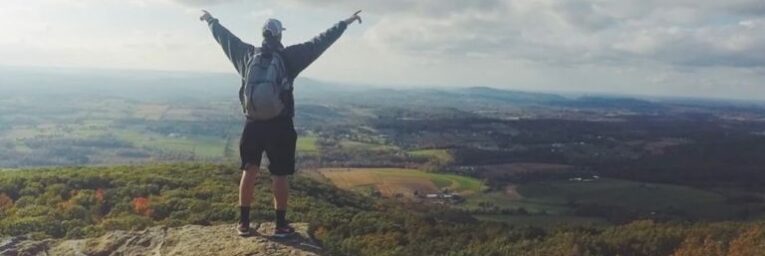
0, 164, 764, 256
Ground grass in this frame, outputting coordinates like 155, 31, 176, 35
297, 135, 319, 154
408, 149, 453, 164
319, 168, 486, 197
462, 178, 746, 228
463, 191, 569, 215
517, 178, 727, 216
463, 178, 739, 220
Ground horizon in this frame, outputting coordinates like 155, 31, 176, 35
2, 64, 765, 104
2, 0, 765, 100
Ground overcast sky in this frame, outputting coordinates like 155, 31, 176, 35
2, 0, 765, 100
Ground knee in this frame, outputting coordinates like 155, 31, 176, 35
242, 165, 259, 178
243, 163, 259, 172
271, 175, 288, 184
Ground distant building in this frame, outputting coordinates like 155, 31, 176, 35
423, 193, 463, 203
569, 177, 596, 182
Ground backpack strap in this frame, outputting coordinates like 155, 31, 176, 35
271, 52, 292, 91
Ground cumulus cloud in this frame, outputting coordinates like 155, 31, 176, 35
285, 0, 765, 68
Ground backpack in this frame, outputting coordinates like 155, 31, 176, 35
242, 52, 291, 120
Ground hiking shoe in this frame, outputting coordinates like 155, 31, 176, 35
272, 225, 295, 238
237, 222, 252, 236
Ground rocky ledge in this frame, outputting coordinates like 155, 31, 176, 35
1, 222, 323, 256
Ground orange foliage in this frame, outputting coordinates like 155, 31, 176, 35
313, 226, 328, 240
672, 235, 725, 256
131, 197, 152, 217
0, 193, 13, 211
727, 226, 765, 256
95, 188, 105, 204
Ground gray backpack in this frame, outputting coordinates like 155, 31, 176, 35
242, 52, 291, 120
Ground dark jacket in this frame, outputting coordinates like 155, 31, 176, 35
207, 18, 347, 119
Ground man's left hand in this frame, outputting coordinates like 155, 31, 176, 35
344, 10, 363, 25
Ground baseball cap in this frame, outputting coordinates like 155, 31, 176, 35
263, 18, 286, 37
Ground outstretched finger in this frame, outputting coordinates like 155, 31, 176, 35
354, 10, 362, 16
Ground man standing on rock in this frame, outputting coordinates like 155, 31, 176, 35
200, 9, 362, 237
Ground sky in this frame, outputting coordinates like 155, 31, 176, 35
2, 0, 765, 100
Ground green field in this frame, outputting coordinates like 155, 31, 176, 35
116, 130, 226, 159
339, 140, 399, 152
408, 149, 453, 164
466, 178, 737, 219
519, 178, 729, 216
297, 135, 319, 154
464, 191, 570, 214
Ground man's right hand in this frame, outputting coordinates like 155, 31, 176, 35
200, 10, 214, 22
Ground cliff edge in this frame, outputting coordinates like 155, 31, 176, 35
1, 222, 323, 256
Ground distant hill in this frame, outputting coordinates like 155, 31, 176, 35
462, 86, 569, 103
6, 66, 763, 115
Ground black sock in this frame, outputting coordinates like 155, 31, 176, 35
275, 209, 287, 227
240, 206, 250, 226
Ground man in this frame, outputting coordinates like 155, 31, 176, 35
200, 9, 362, 237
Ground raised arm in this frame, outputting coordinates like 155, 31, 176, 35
200, 10, 254, 77
283, 11, 363, 78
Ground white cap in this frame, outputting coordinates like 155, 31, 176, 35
263, 18, 286, 37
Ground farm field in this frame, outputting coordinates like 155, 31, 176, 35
115, 130, 227, 159
474, 162, 573, 181
407, 149, 453, 164
338, 140, 398, 152
317, 168, 742, 221
518, 178, 732, 218
463, 190, 570, 215
318, 168, 486, 197
296, 135, 319, 154
466, 178, 748, 220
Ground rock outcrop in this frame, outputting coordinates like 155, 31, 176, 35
1, 223, 323, 256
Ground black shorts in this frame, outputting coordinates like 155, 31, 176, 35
239, 117, 297, 176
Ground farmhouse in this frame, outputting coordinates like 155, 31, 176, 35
420, 192, 464, 204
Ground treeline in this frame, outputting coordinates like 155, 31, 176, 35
0, 164, 764, 255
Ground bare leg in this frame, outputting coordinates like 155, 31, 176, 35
239, 165, 259, 207
272, 175, 289, 210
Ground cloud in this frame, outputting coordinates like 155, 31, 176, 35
285, 0, 765, 69
282, 0, 503, 17
169, 0, 241, 7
